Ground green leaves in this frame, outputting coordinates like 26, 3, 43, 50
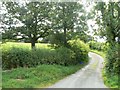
95, 2, 119, 43
2, 42, 82, 69
68, 39, 90, 63
94, 2, 120, 78
2, 2, 53, 48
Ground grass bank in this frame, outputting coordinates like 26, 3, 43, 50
2, 64, 85, 88
91, 50, 118, 88
102, 69, 118, 88
90, 49, 106, 58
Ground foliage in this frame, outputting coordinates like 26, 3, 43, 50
95, 2, 119, 43
1, 2, 91, 48
94, 2, 119, 78
55, 47, 76, 65
88, 41, 108, 51
43, 2, 89, 47
2, 2, 52, 48
2, 42, 81, 70
2, 46, 30, 69
72, 32, 93, 43
68, 39, 90, 63
91, 47, 119, 88
2, 64, 83, 88
49, 32, 65, 48
102, 68, 119, 88
105, 44, 119, 75
90, 49, 106, 58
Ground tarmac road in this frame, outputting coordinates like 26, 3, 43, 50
49, 52, 108, 88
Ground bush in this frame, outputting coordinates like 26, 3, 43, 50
2, 41, 90, 70
55, 47, 76, 65
2, 45, 76, 69
2, 47, 31, 69
88, 41, 108, 51
105, 43, 119, 75
68, 39, 90, 63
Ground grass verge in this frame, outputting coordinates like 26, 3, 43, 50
2, 64, 85, 88
90, 49, 106, 58
91, 49, 118, 88
102, 69, 119, 88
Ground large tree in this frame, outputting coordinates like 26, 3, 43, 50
1, 2, 52, 49
95, 2, 120, 44
49, 2, 89, 47
94, 2, 120, 74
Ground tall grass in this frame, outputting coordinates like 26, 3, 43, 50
2, 64, 83, 88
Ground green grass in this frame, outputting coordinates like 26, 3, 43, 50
102, 69, 119, 88
2, 64, 85, 88
90, 49, 106, 58
1, 42, 51, 50
91, 49, 119, 88
2, 42, 89, 88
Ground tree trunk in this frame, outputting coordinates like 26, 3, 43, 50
62, 4, 67, 47
31, 39, 36, 49
63, 25, 67, 46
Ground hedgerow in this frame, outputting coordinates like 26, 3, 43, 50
2, 40, 90, 70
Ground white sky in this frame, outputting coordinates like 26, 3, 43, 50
81, 1, 107, 42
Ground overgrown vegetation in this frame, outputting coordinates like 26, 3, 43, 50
68, 39, 90, 63
91, 48, 119, 88
2, 40, 89, 70
94, 2, 119, 88
102, 68, 119, 88
2, 64, 84, 88
103, 44, 119, 88
88, 41, 108, 52
90, 49, 106, 58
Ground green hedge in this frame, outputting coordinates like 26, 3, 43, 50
88, 41, 108, 51
2, 40, 90, 70
68, 39, 90, 63
105, 43, 119, 75
2, 46, 76, 69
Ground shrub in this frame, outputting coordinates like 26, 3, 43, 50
2, 47, 31, 69
105, 43, 119, 75
55, 47, 76, 66
2, 44, 76, 69
68, 39, 90, 63
88, 41, 108, 51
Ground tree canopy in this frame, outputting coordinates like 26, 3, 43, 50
1, 2, 91, 48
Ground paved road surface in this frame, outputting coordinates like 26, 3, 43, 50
49, 52, 108, 88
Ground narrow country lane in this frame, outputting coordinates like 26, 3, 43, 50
49, 52, 108, 88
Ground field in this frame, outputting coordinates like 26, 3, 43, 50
1, 42, 51, 50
